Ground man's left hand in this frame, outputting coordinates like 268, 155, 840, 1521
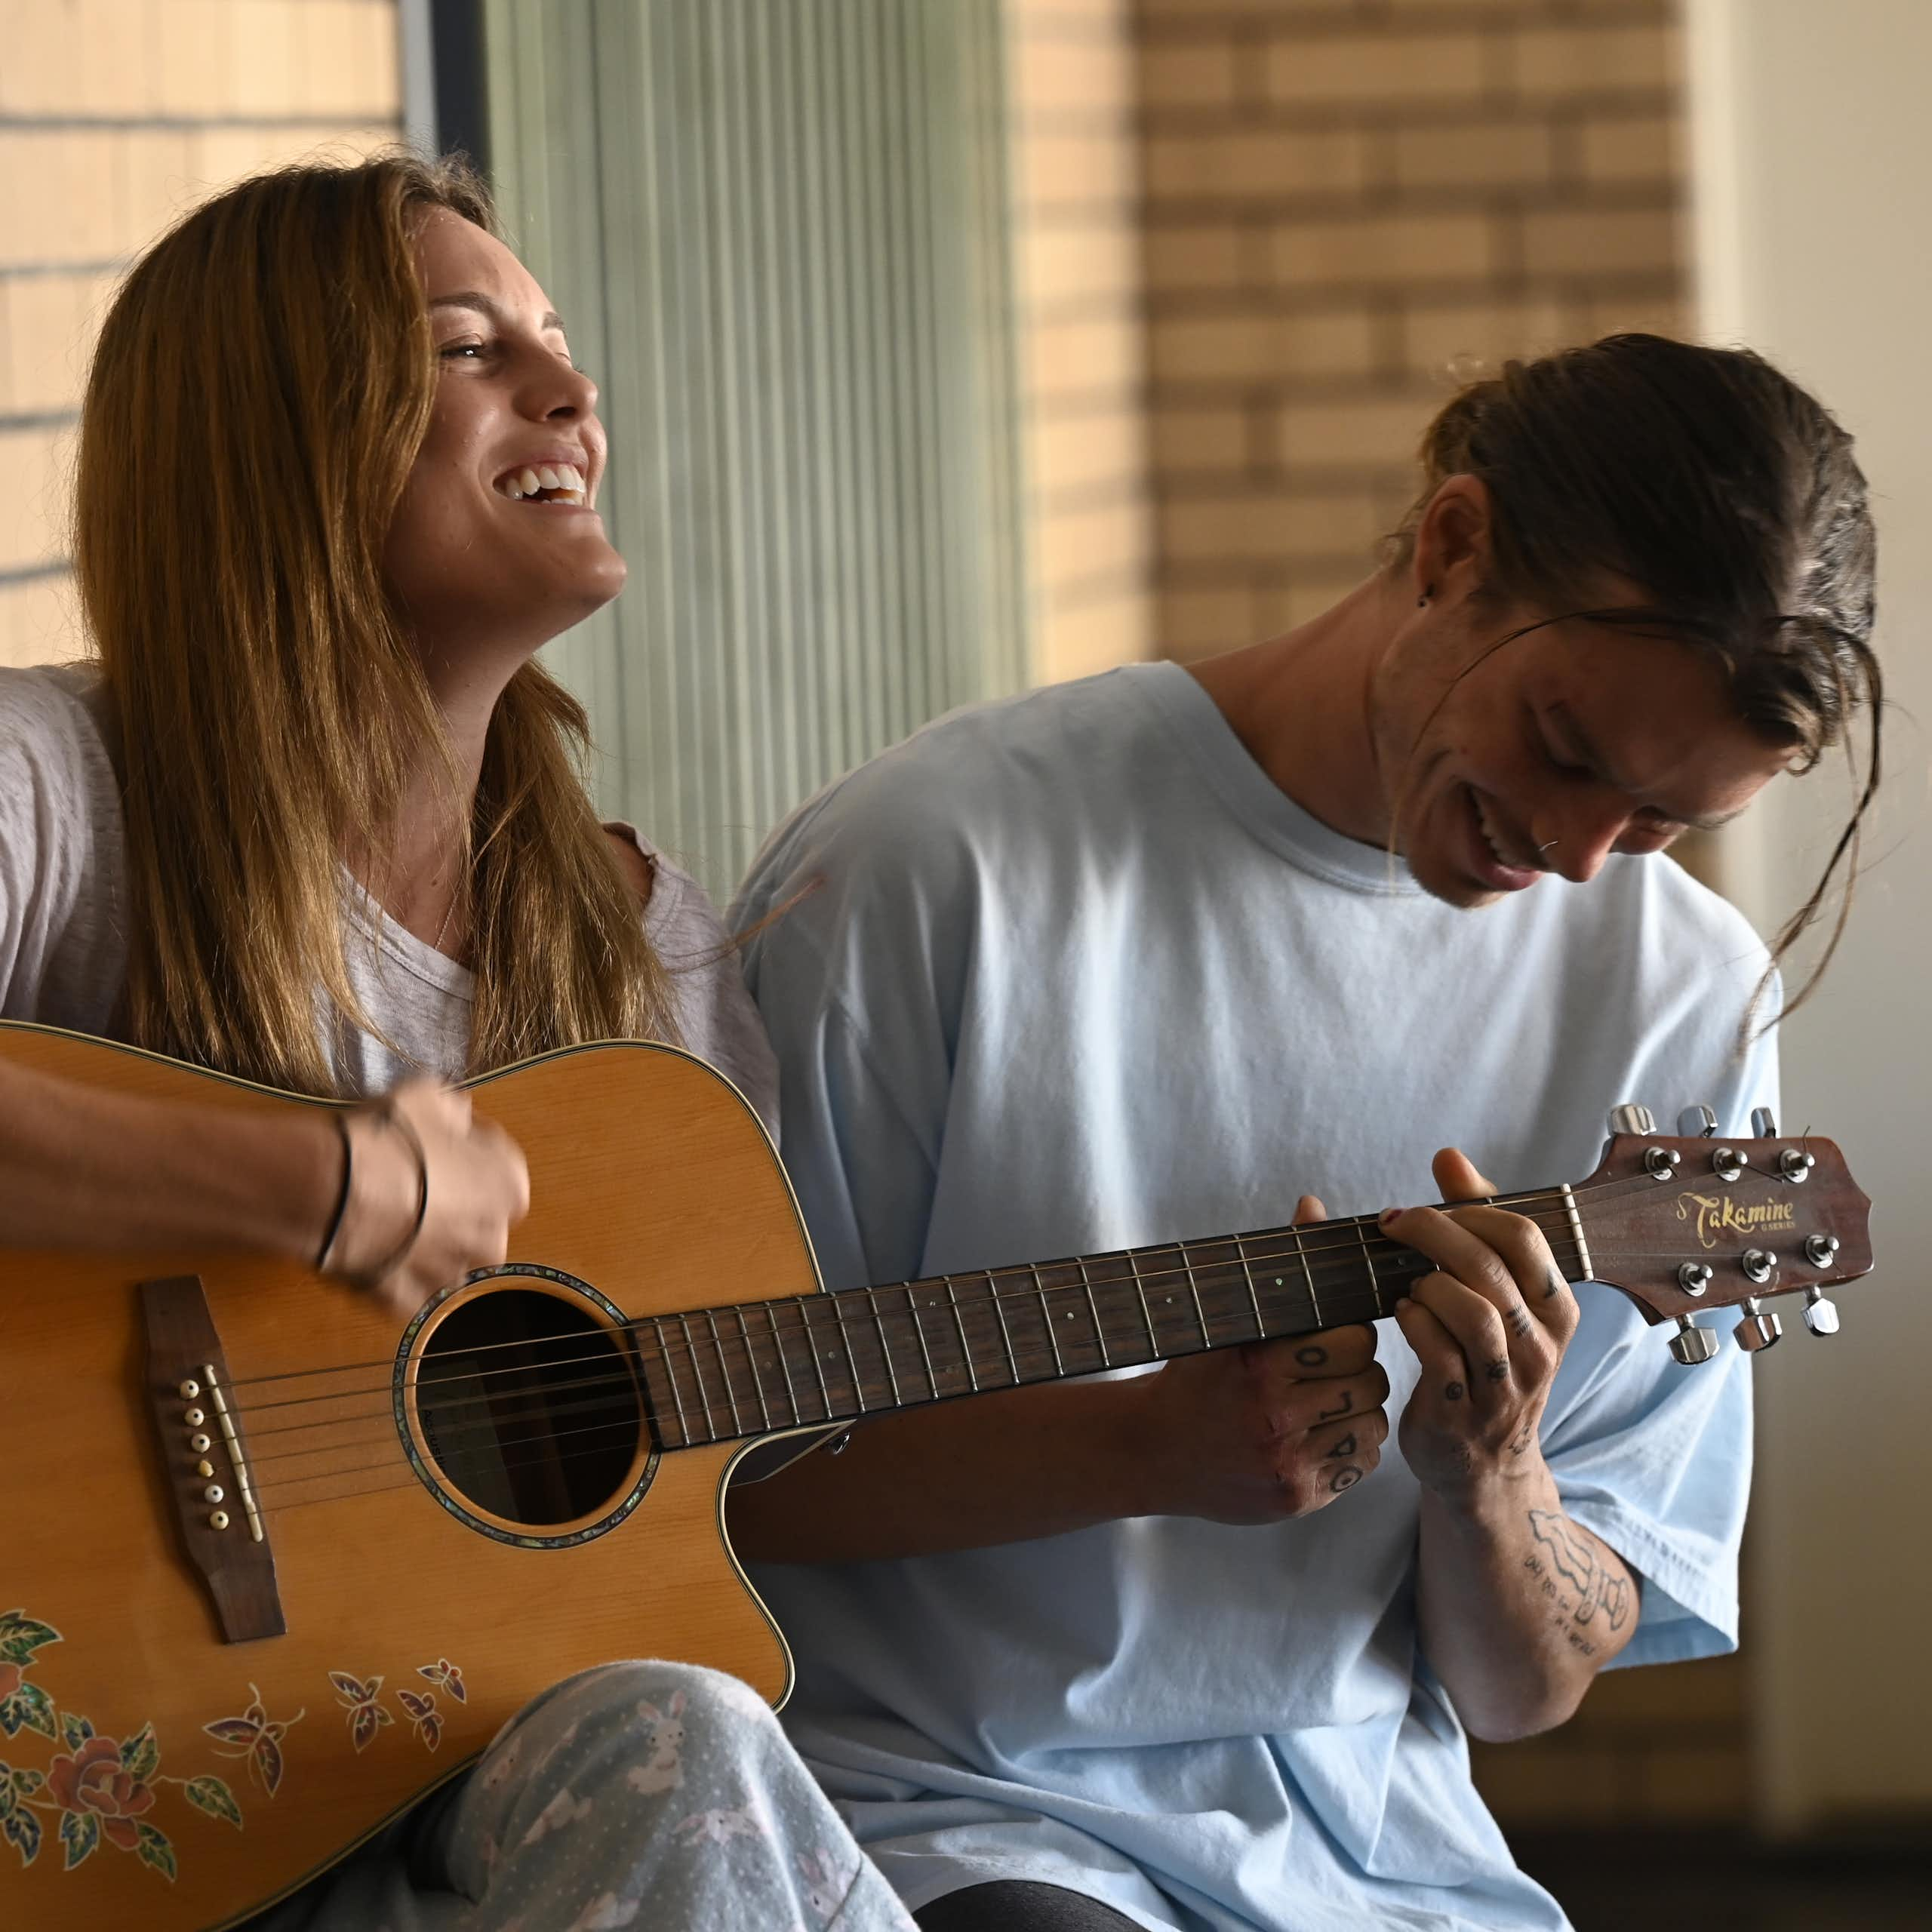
1383, 1148, 1580, 1500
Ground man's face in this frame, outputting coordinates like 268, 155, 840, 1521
1373, 612, 1795, 910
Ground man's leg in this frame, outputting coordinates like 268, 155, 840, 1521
915, 1879, 1143, 1930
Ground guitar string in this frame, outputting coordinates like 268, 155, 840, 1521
234, 1256, 1455, 1468
227, 1217, 1587, 1429
214, 1171, 1669, 1398
222, 1180, 1665, 1421
242, 1245, 1807, 1517
232, 1234, 1771, 1475
238, 1242, 1592, 1491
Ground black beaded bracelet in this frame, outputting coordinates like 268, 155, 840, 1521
314, 1112, 354, 1272
350, 1106, 431, 1288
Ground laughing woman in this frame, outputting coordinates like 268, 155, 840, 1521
0, 155, 913, 1932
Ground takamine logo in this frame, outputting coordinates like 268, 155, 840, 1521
1677, 1190, 1797, 1250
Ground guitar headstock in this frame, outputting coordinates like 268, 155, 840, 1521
1573, 1103, 1873, 1363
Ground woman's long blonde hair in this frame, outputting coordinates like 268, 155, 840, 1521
74, 151, 675, 1094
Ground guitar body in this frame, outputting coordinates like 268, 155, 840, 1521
0, 1026, 817, 1931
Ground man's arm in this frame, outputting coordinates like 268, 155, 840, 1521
730, 1198, 1397, 1561
1386, 1149, 1639, 1742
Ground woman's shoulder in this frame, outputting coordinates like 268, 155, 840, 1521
605, 823, 779, 1134
0, 660, 115, 771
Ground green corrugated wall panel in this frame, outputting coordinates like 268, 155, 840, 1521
481, 0, 1028, 899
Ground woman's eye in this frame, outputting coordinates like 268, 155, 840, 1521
438, 340, 487, 361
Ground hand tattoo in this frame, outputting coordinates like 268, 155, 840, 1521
1546, 1265, 1567, 1301
1329, 1466, 1362, 1493
1484, 1358, 1509, 1383
1316, 1389, 1354, 1420
1295, 1345, 1328, 1369
1444, 1380, 1465, 1401
1327, 1432, 1358, 1459
1506, 1303, 1534, 1339
1529, 1508, 1632, 1631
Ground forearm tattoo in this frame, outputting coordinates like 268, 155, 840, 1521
1521, 1508, 1632, 1656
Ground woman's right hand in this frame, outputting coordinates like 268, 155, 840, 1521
318, 1079, 531, 1318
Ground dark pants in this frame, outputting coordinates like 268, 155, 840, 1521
915, 1880, 1142, 1930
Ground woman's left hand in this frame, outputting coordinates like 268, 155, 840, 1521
1383, 1148, 1581, 1500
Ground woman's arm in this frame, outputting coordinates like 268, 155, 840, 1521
0, 1058, 529, 1317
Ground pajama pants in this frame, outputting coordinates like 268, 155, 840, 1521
256, 1660, 919, 1932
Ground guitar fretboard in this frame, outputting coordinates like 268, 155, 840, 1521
630, 1195, 1587, 1450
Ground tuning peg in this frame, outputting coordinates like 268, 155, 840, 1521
1751, 1106, 1779, 1137
1734, 1297, 1783, 1352
1669, 1314, 1719, 1365
1803, 1287, 1841, 1336
1609, 1103, 1656, 1136
1678, 1104, 1719, 1137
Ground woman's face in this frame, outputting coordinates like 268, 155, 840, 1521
383, 211, 626, 679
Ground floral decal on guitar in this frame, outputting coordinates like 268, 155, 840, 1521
0, 1610, 247, 1883
330, 1674, 394, 1754
204, 1686, 305, 1796
332, 1663, 466, 1753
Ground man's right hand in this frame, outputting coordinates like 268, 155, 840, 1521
318, 1079, 531, 1319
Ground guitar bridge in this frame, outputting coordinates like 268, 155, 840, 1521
141, 1276, 285, 1643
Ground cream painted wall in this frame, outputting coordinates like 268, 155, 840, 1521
1689, 0, 1932, 1830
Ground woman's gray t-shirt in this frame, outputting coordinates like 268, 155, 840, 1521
0, 662, 777, 1127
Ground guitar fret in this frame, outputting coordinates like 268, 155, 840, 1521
675, 1312, 721, 1443
1296, 1227, 1322, 1326
1126, 1247, 1160, 1355
905, 1290, 941, 1400
1075, 1257, 1110, 1367
943, 1278, 979, 1391
1354, 1222, 1384, 1317
733, 1306, 774, 1432
646, 1315, 694, 1447
764, 1303, 805, 1424
796, 1299, 835, 1420
1180, 1244, 1212, 1348
988, 1272, 1022, 1386
1232, 1234, 1266, 1340
703, 1309, 749, 1435
867, 1290, 903, 1404
1035, 1269, 1066, 1375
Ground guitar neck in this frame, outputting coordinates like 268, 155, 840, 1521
632, 1187, 1591, 1449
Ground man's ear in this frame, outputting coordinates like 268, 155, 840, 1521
1411, 474, 1495, 605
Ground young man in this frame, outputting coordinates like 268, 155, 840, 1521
727, 338, 1879, 1931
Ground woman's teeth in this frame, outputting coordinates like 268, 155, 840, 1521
495, 462, 588, 504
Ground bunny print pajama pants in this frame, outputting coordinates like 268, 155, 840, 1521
253, 1660, 920, 1932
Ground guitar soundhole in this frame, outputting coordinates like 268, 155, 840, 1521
414, 1288, 643, 1528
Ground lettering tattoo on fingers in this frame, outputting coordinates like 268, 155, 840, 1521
1328, 1466, 1363, 1494
1294, 1346, 1328, 1369
1484, 1358, 1510, 1383
1326, 1432, 1358, 1459
1506, 1303, 1534, 1339
1546, 1266, 1567, 1301
1316, 1389, 1354, 1420
1509, 1420, 1535, 1457
1444, 1380, 1465, 1401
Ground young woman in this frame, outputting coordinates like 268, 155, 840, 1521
0, 153, 914, 1932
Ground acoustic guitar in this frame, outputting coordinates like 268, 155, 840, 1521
0, 1022, 1875, 1930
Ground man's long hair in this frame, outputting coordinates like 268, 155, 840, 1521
74, 150, 675, 1094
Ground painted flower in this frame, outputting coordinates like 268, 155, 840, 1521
47, 1736, 156, 1850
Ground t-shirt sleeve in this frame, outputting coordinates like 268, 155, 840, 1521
1543, 1004, 1779, 1669
734, 782, 964, 1294
0, 666, 120, 1023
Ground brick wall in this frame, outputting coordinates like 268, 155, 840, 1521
1009, 0, 1155, 684
1137, 0, 1687, 661
1134, 0, 1747, 1830
0, 0, 402, 668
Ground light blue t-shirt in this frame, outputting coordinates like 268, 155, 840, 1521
732, 662, 1775, 1932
